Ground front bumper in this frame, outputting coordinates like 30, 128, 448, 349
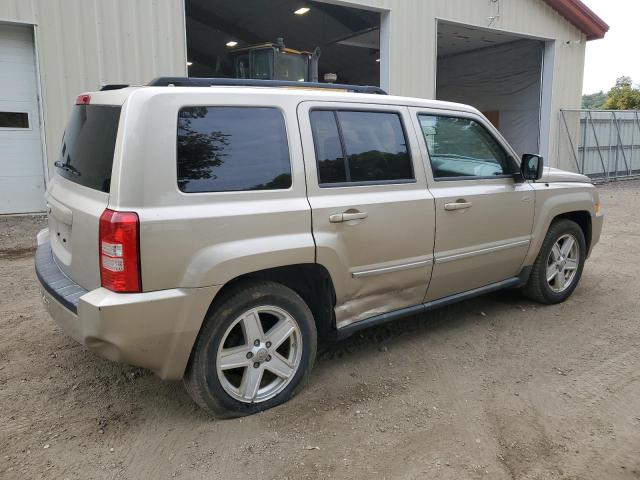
35, 231, 219, 380
588, 211, 604, 258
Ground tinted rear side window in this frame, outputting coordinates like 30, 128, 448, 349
177, 106, 291, 193
56, 105, 121, 193
309, 109, 414, 185
338, 111, 413, 183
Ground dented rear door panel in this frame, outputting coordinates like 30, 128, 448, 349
298, 101, 436, 329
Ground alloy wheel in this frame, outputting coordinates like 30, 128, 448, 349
215, 306, 303, 403
546, 233, 580, 293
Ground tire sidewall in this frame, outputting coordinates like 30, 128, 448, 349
537, 220, 586, 303
190, 283, 316, 417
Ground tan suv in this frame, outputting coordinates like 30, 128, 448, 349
36, 78, 603, 417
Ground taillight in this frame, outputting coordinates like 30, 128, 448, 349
99, 209, 141, 293
75, 93, 91, 105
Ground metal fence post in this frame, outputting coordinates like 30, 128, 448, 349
580, 112, 587, 175
587, 110, 607, 179
629, 112, 634, 177
631, 110, 640, 173
561, 110, 581, 172
612, 111, 629, 180
608, 114, 614, 180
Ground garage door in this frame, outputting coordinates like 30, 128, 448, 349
0, 24, 45, 214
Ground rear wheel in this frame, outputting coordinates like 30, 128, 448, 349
184, 281, 317, 418
522, 219, 586, 304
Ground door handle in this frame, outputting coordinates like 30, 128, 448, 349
444, 201, 472, 211
329, 210, 368, 223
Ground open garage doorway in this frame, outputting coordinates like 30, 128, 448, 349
435, 21, 546, 157
185, 1, 381, 87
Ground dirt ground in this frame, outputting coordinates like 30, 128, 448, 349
1, 181, 639, 480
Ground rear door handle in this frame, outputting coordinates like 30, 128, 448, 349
329, 211, 368, 223
444, 201, 472, 211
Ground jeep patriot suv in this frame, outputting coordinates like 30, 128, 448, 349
36, 78, 603, 417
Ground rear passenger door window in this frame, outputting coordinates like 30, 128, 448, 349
177, 106, 291, 193
309, 110, 347, 184
418, 115, 514, 179
310, 109, 414, 186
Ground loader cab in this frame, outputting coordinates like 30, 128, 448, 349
229, 38, 320, 82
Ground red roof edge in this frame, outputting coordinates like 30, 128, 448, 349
544, 0, 609, 40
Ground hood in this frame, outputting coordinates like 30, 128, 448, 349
540, 167, 591, 183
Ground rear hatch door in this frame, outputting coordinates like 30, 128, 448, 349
47, 102, 121, 291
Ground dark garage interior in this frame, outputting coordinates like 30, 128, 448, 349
185, 0, 380, 86
435, 21, 545, 156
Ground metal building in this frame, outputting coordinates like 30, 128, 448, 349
0, 0, 607, 214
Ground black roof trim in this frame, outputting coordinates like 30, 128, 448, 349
147, 77, 387, 95
100, 84, 130, 91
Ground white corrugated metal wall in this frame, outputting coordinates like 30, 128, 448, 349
0, 0, 186, 188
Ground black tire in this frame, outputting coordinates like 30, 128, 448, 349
521, 219, 586, 304
184, 281, 317, 418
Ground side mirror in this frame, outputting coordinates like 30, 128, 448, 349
520, 153, 544, 181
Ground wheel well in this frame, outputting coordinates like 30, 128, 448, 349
214, 264, 337, 338
553, 211, 592, 252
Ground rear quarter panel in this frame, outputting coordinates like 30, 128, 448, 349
108, 88, 314, 291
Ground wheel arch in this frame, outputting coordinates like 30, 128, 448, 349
524, 187, 597, 266
205, 263, 337, 339
552, 210, 592, 254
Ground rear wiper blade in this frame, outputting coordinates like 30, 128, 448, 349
54, 160, 81, 176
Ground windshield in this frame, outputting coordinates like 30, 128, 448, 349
274, 51, 308, 81
250, 49, 274, 80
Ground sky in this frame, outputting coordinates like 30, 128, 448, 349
582, 0, 638, 94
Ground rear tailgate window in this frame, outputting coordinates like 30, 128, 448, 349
55, 105, 121, 193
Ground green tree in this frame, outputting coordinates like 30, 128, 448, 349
581, 90, 607, 109
603, 76, 640, 110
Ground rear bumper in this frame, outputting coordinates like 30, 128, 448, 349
35, 240, 88, 314
35, 231, 219, 380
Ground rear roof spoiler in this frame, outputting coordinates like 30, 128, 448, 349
100, 84, 130, 91
147, 77, 388, 95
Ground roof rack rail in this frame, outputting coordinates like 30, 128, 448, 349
100, 84, 130, 91
147, 77, 387, 95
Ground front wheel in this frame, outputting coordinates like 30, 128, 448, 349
522, 219, 586, 304
184, 281, 317, 418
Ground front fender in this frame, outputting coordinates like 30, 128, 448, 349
524, 182, 599, 266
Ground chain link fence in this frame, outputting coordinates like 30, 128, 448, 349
559, 110, 640, 182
